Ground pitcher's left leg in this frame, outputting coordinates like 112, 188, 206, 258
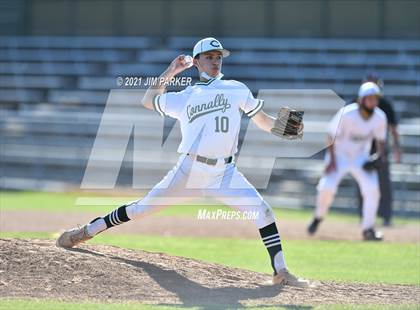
57, 155, 196, 248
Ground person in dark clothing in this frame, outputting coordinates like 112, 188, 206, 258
356, 73, 401, 226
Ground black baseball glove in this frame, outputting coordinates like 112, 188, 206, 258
271, 107, 304, 140
362, 153, 382, 171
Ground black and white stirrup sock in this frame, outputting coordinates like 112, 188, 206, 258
259, 222, 287, 275
86, 206, 287, 276
86, 205, 131, 236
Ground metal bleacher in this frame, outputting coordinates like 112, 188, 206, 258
0, 36, 419, 215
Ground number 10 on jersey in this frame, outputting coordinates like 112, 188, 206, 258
215, 116, 229, 133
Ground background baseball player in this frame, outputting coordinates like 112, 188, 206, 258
355, 73, 401, 226
57, 37, 308, 287
307, 82, 387, 241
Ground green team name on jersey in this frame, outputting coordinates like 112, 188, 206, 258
349, 133, 373, 142
187, 93, 231, 123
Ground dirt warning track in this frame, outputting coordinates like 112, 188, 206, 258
1, 210, 419, 243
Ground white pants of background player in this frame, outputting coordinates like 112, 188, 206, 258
125, 154, 277, 229
315, 154, 380, 230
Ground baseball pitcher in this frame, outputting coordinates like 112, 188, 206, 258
57, 38, 308, 286
307, 82, 387, 241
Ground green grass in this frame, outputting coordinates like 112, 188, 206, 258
0, 191, 114, 213
0, 299, 183, 310
0, 232, 52, 239
0, 299, 418, 310
2, 232, 419, 285
1, 191, 418, 225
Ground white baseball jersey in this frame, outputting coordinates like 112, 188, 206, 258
153, 78, 263, 158
328, 103, 387, 159
123, 78, 276, 230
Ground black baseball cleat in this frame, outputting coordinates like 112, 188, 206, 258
363, 228, 383, 241
307, 217, 322, 235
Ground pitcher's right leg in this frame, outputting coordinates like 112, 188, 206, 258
206, 165, 309, 287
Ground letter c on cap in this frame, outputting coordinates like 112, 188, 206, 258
210, 40, 220, 47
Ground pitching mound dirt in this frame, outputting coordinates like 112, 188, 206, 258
0, 239, 418, 308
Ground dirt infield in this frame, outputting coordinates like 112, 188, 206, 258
1, 239, 419, 308
1, 210, 419, 243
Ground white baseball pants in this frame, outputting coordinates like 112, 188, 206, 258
125, 154, 276, 229
315, 155, 380, 230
